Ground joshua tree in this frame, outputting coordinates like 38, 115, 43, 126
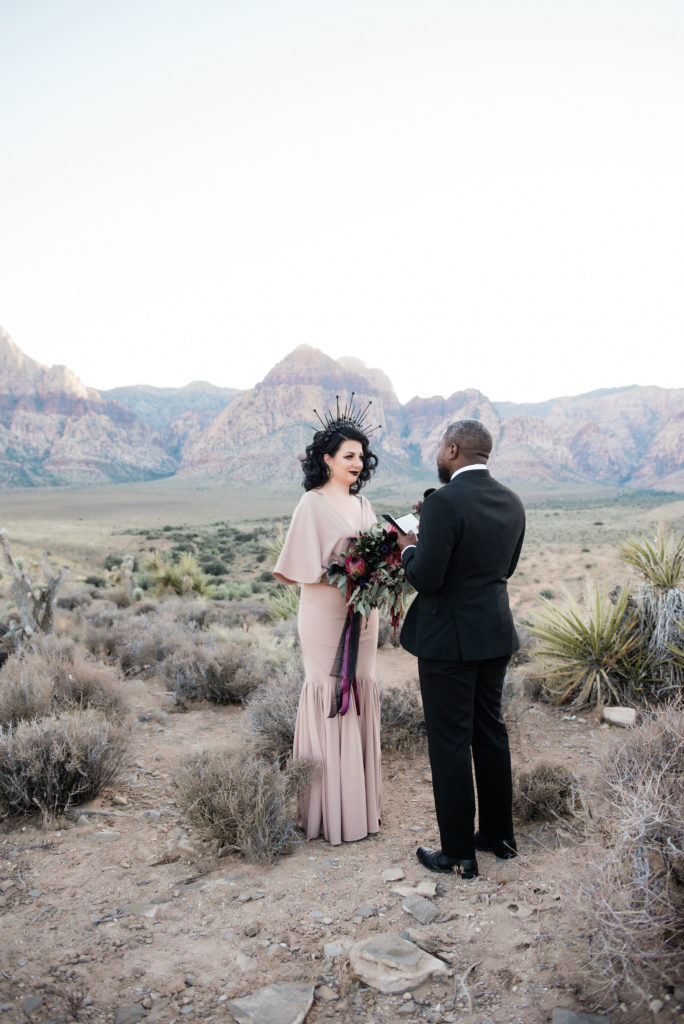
0, 530, 68, 659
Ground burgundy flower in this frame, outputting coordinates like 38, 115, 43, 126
345, 553, 367, 578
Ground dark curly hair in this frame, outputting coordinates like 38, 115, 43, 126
301, 425, 378, 494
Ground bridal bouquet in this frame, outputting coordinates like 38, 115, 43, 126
328, 522, 410, 630
327, 522, 411, 717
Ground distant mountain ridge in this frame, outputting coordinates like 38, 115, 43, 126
1, 326, 683, 491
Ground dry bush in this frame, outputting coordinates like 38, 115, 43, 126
0, 636, 128, 725
159, 630, 283, 706
380, 683, 426, 753
0, 650, 53, 726
513, 760, 577, 821
0, 709, 130, 820
244, 663, 303, 761
175, 748, 313, 863
569, 703, 684, 1007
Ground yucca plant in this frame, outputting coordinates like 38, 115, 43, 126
143, 552, 215, 598
621, 527, 684, 696
529, 587, 651, 708
268, 584, 300, 622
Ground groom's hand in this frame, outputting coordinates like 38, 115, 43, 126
396, 530, 418, 552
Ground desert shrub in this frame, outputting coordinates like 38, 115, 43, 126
268, 585, 300, 622
621, 527, 684, 697
0, 650, 53, 726
0, 710, 129, 820
0, 637, 128, 725
244, 663, 302, 761
529, 588, 652, 708
56, 584, 93, 610
175, 749, 313, 863
376, 615, 393, 649
49, 648, 127, 719
569, 703, 684, 1007
513, 760, 577, 821
159, 629, 285, 706
215, 599, 271, 629
143, 552, 215, 598
380, 683, 426, 752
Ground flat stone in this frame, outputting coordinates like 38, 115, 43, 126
228, 981, 314, 1024
88, 830, 122, 842
602, 707, 636, 728
349, 932, 448, 994
551, 1011, 614, 1024
22, 996, 44, 1014
392, 881, 437, 898
354, 903, 377, 918
235, 950, 257, 971
381, 867, 405, 882
315, 985, 338, 1002
124, 901, 161, 920
323, 938, 355, 958
114, 1006, 146, 1024
401, 893, 440, 925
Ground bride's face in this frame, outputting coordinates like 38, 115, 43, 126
324, 441, 364, 487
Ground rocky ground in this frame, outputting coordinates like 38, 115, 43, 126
0, 647, 681, 1024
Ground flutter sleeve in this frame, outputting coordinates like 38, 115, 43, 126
273, 492, 326, 584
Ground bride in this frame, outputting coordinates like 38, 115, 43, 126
274, 405, 381, 845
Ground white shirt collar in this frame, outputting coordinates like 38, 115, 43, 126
451, 463, 488, 480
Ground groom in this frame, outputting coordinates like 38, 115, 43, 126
396, 419, 525, 878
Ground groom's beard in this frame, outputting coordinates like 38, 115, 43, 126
437, 461, 451, 484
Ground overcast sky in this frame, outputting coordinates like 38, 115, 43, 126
1, 0, 682, 404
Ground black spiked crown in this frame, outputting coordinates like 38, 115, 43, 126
311, 392, 381, 444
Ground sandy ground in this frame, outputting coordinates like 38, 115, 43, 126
1, 643, 678, 1024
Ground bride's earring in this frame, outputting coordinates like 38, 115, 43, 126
326, 464, 332, 479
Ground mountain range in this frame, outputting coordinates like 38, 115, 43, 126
1, 326, 683, 492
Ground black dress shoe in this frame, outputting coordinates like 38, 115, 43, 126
473, 831, 518, 860
416, 847, 479, 878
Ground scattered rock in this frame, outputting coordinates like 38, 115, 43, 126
315, 985, 339, 1002
675, 984, 684, 1003
114, 1006, 146, 1024
324, 938, 355, 958
87, 830, 122, 842
21, 996, 44, 1014
354, 903, 377, 919
381, 867, 405, 882
75, 815, 90, 827
228, 981, 314, 1024
234, 950, 257, 972
649, 1000, 663, 1014
401, 893, 440, 925
551, 1010, 614, 1024
349, 932, 448, 994
392, 881, 437, 898
124, 901, 161, 920
244, 922, 260, 937
602, 707, 636, 728
112, 794, 128, 806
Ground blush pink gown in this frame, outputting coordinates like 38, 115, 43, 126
274, 489, 382, 845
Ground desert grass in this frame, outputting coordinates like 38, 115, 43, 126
568, 703, 684, 1007
0, 709, 130, 820
174, 748, 314, 863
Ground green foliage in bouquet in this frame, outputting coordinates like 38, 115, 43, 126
328, 522, 412, 627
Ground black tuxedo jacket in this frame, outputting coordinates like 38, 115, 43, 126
400, 469, 525, 662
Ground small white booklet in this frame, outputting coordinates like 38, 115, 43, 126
382, 512, 420, 535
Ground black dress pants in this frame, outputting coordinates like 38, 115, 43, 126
418, 654, 514, 860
